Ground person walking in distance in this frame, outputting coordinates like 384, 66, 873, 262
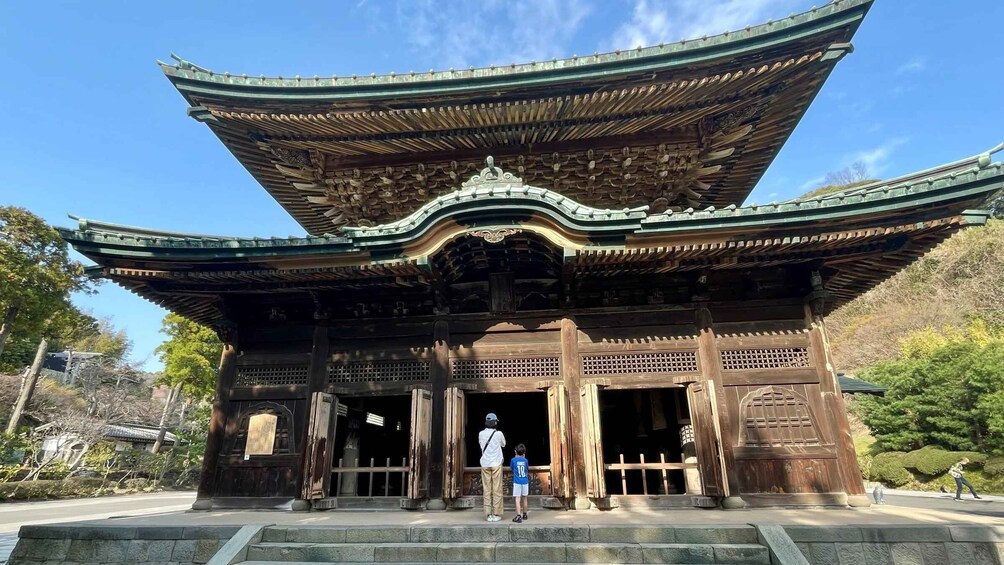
511, 443, 530, 523
949, 457, 982, 501
479, 413, 506, 522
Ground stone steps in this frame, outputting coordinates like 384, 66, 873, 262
246, 541, 769, 563
245, 525, 770, 564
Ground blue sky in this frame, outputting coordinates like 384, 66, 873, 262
2, 0, 1002, 370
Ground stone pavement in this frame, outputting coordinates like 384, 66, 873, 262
55, 501, 1004, 529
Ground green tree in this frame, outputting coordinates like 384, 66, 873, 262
155, 314, 221, 401
0, 207, 90, 361
151, 314, 222, 452
855, 322, 1004, 454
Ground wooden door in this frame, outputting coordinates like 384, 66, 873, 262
580, 383, 606, 499
687, 381, 727, 497
547, 384, 571, 498
302, 392, 338, 500
443, 387, 466, 499
408, 388, 433, 500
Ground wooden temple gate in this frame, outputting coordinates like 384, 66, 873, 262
203, 298, 863, 509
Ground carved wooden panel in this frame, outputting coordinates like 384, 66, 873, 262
581, 351, 698, 375
327, 360, 431, 383
739, 386, 822, 448
462, 468, 552, 496
719, 347, 810, 371
235, 365, 309, 387
451, 357, 560, 380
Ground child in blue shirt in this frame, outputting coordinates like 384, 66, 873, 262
510, 443, 529, 523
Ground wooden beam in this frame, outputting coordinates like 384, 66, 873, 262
805, 302, 868, 503
427, 320, 450, 506
695, 307, 743, 503
319, 127, 700, 170
560, 317, 588, 504
194, 329, 238, 508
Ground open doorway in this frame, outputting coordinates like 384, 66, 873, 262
465, 392, 549, 466
599, 388, 691, 495
331, 395, 411, 497
458, 391, 550, 497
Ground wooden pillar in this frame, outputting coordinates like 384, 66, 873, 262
294, 323, 332, 511
427, 320, 450, 509
695, 307, 744, 508
806, 303, 869, 506
193, 328, 237, 510
560, 317, 589, 509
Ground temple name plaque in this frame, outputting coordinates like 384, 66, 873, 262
245, 413, 277, 457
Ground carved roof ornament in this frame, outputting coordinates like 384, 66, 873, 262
469, 227, 521, 244
462, 156, 524, 189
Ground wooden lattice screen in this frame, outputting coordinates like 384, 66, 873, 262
328, 360, 431, 383
234, 365, 309, 387
581, 351, 698, 375
739, 386, 821, 447
451, 357, 560, 380
719, 347, 810, 371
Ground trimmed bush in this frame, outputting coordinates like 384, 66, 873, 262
984, 457, 1004, 478
869, 452, 913, 486
901, 446, 986, 476
0, 477, 104, 501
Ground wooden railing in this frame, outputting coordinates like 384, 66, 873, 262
604, 454, 697, 495
332, 457, 410, 497
461, 465, 552, 496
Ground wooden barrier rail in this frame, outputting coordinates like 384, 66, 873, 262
461, 465, 552, 496
332, 457, 410, 497
605, 454, 697, 495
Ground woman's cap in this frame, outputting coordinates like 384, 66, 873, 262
486, 413, 498, 424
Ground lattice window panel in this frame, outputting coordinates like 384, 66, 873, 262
234, 365, 308, 387
451, 357, 559, 380
581, 351, 698, 375
328, 360, 431, 383
740, 386, 821, 447
719, 347, 810, 371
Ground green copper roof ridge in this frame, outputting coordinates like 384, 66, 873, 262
787, 142, 1004, 203
159, 0, 870, 99
640, 161, 1004, 231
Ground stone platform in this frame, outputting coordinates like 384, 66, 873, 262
9, 505, 1004, 565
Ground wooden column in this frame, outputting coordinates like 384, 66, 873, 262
560, 317, 589, 508
695, 307, 744, 508
427, 320, 450, 509
193, 328, 237, 510
806, 303, 869, 506
295, 323, 332, 511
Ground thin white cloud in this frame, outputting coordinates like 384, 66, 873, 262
848, 137, 910, 177
396, 0, 592, 70
798, 176, 825, 192
606, 0, 804, 51
896, 57, 926, 75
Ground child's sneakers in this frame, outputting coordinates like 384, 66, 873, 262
522, 512, 528, 521
512, 514, 522, 523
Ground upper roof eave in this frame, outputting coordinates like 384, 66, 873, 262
159, 0, 870, 103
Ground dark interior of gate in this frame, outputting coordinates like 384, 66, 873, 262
462, 392, 550, 497
331, 395, 412, 498
599, 388, 693, 496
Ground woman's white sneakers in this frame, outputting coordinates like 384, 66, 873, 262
486, 514, 501, 522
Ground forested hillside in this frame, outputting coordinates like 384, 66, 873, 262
828, 219, 1004, 372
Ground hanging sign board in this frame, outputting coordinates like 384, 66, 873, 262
245, 413, 278, 457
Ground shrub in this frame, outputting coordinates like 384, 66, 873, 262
901, 446, 987, 477
0, 477, 105, 501
124, 478, 151, 490
984, 457, 1004, 477
869, 452, 913, 486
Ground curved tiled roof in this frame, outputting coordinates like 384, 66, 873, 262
160, 0, 869, 95
157, 1, 872, 235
